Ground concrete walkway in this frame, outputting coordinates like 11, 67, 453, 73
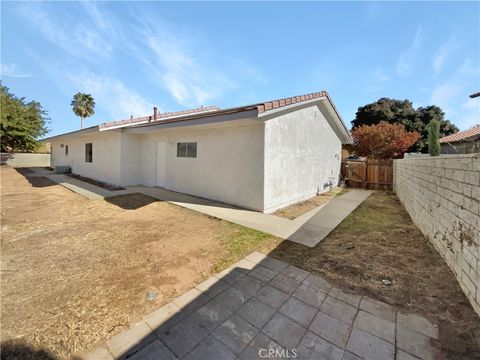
26, 167, 132, 200
287, 190, 373, 247
76, 252, 440, 360
126, 186, 327, 239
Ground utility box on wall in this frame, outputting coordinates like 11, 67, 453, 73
54, 166, 71, 174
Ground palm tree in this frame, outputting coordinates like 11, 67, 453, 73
71, 93, 95, 129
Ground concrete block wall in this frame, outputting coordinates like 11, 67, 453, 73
394, 154, 480, 316
1, 153, 51, 167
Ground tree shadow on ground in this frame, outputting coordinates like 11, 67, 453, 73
1, 340, 58, 360
105, 193, 160, 210
12, 168, 56, 188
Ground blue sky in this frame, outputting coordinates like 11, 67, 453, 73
2, 1, 479, 136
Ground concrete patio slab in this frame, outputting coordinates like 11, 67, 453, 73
75, 252, 440, 360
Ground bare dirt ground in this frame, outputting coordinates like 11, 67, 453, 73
270, 191, 480, 360
273, 188, 348, 219
0, 166, 279, 358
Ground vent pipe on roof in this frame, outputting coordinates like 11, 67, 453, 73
153, 107, 158, 121
148, 116, 152, 123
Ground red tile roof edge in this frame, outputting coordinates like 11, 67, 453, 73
439, 125, 480, 143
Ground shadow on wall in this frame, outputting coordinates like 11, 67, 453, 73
0, 339, 58, 360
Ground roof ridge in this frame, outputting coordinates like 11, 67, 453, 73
99, 105, 220, 130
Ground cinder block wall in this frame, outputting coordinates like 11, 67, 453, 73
1, 153, 51, 167
394, 154, 480, 316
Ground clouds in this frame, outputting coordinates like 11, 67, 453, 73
1, 63, 31, 78
20, 2, 114, 61
126, 9, 261, 107
14, 1, 265, 117
140, 28, 234, 106
433, 36, 459, 75
15, 2, 153, 120
392, 25, 478, 130
429, 59, 480, 128
67, 71, 155, 119
396, 27, 423, 76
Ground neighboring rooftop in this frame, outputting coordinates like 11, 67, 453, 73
440, 125, 480, 143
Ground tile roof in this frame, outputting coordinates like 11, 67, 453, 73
439, 125, 480, 143
256, 91, 327, 113
128, 90, 347, 132
99, 106, 220, 130
97, 91, 348, 137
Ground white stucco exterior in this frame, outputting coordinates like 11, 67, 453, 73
136, 119, 265, 210
263, 105, 342, 213
50, 130, 122, 185
46, 97, 350, 212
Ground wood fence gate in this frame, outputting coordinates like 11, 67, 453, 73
341, 159, 393, 190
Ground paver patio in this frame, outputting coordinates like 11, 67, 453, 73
76, 252, 440, 360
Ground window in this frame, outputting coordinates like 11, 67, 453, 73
65, 145, 69, 156
177, 142, 197, 158
85, 143, 93, 163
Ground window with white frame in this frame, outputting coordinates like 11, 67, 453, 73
177, 142, 197, 158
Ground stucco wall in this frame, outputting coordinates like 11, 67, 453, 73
137, 120, 265, 211
120, 133, 143, 185
263, 105, 342, 213
394, 154, 480, 316
50, 131, 122, 185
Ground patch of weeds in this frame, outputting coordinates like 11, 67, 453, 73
333, 188, 349, 197
211, 223, 278, 273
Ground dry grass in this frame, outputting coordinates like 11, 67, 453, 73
273, 188, 348, 219
0, 166, 278, 358
269, 191, 480, 360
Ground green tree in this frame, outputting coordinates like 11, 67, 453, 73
428, 119, 441, 156
352, 98, 458, 153
0, 85, 49, 152
71, 92, 95, 129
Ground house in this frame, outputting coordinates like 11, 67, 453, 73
42, 91, 352, 213
440, 125, 480, 154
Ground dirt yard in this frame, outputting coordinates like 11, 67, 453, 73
270, 191, 480, 360
273, 188, 348, 219
0, 166, 279, 358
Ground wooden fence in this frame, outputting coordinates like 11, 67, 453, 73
341, 159, 393, 190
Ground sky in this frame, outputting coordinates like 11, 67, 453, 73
1, 1, 479, 137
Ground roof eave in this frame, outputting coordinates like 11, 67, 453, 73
40, 126, 100, 142
257, 96, 352, 144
